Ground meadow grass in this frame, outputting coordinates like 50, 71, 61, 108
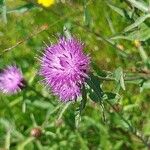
0, 0, 150, 149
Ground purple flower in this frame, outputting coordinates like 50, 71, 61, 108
0, 66, 25, 94
40, 37, 90, 102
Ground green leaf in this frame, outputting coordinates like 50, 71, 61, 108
75, 85, 87, 128
17, 137, 34, 150
5, 129, 11, 150
32, 100, 54, 109
103, 92, 120, 101
63, 22, 72, 39
91, 62, 107, 77
86, 74, 103, 102
107, 2, 126, 17
57, 103, 70, 120
0, 0, 7, 24
88, 74, 103, 96
142, 81, 150, 90
75, 109, 81, 128
105, 11, 115, 34
126, 0, 149, 12
80, 84, 87, 111
110, 24, 150, 41
124, 14, 150, 32
7, 3, 35, 14
123, 104, 139, 111
0, 118, 10, 129
138, 44, 148, 63
83, 0, 92, 27
107, 1, 135, 19
114, 141, 124, 150
114, 67, 126, 90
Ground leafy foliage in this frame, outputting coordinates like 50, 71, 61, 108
0, 0, 150, 149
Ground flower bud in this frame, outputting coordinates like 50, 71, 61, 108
30, 127, 42, 138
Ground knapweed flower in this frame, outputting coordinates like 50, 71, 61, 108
38, 0, 55, 7
0, 66, 25, 94
40, 37, 90, 102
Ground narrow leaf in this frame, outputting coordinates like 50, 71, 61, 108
124, 14, 150, 32
86, 74, 103, 102
110, 24, 150, 41
107, 2, 125, 17
126, 0, 149, 12
1, 1, 7, 24
114, 67, 126, 90
7, 3, 35, 14
83, 0, 92, 27
75, 109, 81, 128
80, 84, 87, 111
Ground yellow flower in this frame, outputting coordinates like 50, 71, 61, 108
38, 0, 55, 7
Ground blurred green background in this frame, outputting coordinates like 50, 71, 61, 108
0, 0, 150, 149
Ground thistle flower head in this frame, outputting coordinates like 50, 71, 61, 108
40, 37, 90, 102
0, 66, 25, 94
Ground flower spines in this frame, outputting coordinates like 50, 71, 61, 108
40, 37, 90, 102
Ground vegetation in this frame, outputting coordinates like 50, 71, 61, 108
0, 0, 150, 149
